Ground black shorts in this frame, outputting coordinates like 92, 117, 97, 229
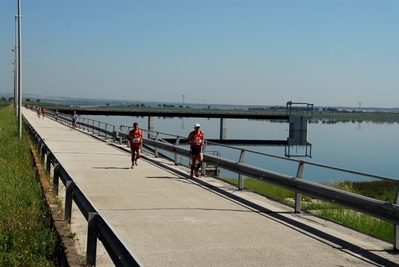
190, 148, 202, 155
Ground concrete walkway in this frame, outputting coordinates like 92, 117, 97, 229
23, 108, 398, 267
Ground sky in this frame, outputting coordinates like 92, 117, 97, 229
1, 1, 398, 108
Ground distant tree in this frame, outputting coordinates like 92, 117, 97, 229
106, 103, 110, 106
207, 105, 210, 110
158, 104, 161, 107
8, 97, 14, 102
36, 99, 41, 102
141, 103, 146, 107
1, 97, 6, 101
179, 105, 183, 108
26, 98, 31, 102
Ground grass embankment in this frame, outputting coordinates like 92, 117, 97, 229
0, 104, 58, 266
224, 178, 395, 242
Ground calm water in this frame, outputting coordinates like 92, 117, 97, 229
83, 115, 399, 183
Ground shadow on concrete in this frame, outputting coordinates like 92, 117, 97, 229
142, 154, 399, 267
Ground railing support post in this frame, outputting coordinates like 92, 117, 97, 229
86, 212, 99, 267
40, 144, 46, 164
174, 137, 181, 165
112, 125, 116, 142
65, 180, 74, 223
46, 151, 51, 176
238, 150, 245, 190
295, 161, 305, 213
201, 142, 207, 176
53, 163, 59, 195
154, 133, 160, 157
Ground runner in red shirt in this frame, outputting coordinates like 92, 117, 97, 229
128, 122, 143, 169
187, 123, 205, 178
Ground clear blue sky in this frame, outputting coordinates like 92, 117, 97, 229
1, 1, 398, 107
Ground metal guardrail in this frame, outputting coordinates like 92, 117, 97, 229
24, 116, 143, 267
44, 109, 117, 141
118, 124, 399, 250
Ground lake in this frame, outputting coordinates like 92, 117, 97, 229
82, 114, 399, 184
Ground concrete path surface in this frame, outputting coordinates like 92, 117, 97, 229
23, 108, 398, 267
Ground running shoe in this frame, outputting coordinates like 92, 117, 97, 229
131, 164, 134, 169
195, 170, 199, 178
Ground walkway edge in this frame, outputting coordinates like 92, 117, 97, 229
29, 138, 84, 267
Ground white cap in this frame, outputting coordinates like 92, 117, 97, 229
194, 123, 200, 128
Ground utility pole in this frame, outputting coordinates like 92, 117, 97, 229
17, 0, 22, 138
13, 15, 18, 115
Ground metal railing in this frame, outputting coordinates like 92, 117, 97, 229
45, 109, 117, 141
118, 124, 399, 250
24, 116, 143, 267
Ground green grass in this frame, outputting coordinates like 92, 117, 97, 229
0, 104, 58, 266
224, 177, 395, 242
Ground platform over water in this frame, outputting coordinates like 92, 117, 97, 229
23, 109, 398, 267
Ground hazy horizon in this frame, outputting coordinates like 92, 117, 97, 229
2, 91, 397, 110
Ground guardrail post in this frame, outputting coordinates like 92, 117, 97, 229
174, 137, 181, 165
53, 163, 59, 195
202, 142, 207, 176
36, 136, 41, 151
86, 212, 99, 267
154, 133, 160, 157
40, 143, 46, 163
118, 125, 124, 144
65, 180, 74, 223
394, 181, 399, 250
46, 151, 52, 176
238, 150, 245, 190
294, 161, 305, 213
112, 125, 116, 142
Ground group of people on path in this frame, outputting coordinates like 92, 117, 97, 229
35, 107, 204, 178
127, 122, 205, 178
36, 107, 77, 130
36, 106, 46, 118
52, 109, 77, 129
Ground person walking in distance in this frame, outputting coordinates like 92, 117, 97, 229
54, 109, 59, 121
128, 122, 143, 169
41, 107, 46, 118
72, 111, 78, 129
187, 123, 205, 178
